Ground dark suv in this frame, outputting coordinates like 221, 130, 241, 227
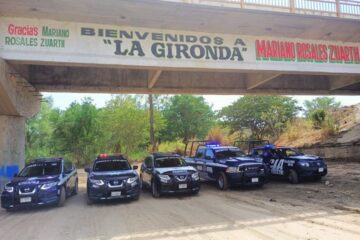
140, 153, 200, 198
1, 158, 78, 210
85, 154, 140, 204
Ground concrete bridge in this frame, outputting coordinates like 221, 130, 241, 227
0, 0, 359, 186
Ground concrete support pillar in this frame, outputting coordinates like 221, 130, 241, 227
0, 59, 40, 189
0, 116, 25, 189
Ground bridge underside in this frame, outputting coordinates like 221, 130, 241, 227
7, 63, 360, 95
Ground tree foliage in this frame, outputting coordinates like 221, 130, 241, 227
304, 97, 341, 117
219, 96, 300, 140
161, 95, 215, 142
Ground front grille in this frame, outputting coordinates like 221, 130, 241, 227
19, 186, 37, 195
174, 175, 188, 182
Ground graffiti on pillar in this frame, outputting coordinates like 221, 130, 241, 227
0, 165, 19, 179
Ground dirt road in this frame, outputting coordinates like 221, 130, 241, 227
1, 162, 360, 240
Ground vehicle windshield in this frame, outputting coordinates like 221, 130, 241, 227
274, 148, 303, 158
154, 157, 187, 168
93, 159, 131, 172
18, 161, 61, 177
215, 148, 247, 159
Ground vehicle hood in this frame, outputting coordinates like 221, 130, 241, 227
7, 175, 60, 187
155, 166, 196, 175
221, 157, 263, 167
287, 155, 322, 161
90, 170, 137, 180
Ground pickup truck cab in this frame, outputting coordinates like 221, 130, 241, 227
250, 145, 327, 184
1, 158, 78, 210
184, 141, 269, 190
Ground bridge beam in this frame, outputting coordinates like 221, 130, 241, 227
0, 60, 41, 189
246, 73, 281, 90
148, 70, 162, 89
329, 76, 360, 91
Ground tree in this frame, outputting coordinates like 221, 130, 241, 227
304, 97, 341, 117
52, 98, 100, 165
219, 96, 300, 140
99, 95, 149, 154
25, 97, 60, 162
161, 95, 215, 142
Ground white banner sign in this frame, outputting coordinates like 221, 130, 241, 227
1, 17, 359, 74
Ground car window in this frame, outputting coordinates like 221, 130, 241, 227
154, 157, 187, 168
215, 148, 247, 159
144, 156, 153, 168
64, 160, 73, 173
253, 149, 264, 156
205, 149, 214, 159
93, 159, 131, 172
18, 161, 61, 177
195, 147, 206, 158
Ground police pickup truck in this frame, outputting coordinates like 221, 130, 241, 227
1, 158, 78, 210
250, 144, 327, 184
183, 141, 269, 190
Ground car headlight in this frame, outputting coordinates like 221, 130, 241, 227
40, 182, 58, 190
226, 167, 238, 173
191, 172, 199, 181
4, 184, 14, 193
127, 176, 138, 184
299, 161, 310, 167
158, 174, 171, 183
89, 178, 104, 186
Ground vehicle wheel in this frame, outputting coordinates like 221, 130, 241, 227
313, 176, 322, 182
72, 179, 79, 195
140, 175, 146, 190
86, 196, 93, 205
288, 170, 299, 184
58, 186, 66, 207
151, 180, 160, 198
133, 194, 140, 201
217, 172, 229, 190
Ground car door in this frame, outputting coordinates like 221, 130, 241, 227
194, 147, 207, 179
142, 156, 154, 186
63, 160, 74, 194
204, 149, 216, 179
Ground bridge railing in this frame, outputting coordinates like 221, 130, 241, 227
174, 0, 360, 19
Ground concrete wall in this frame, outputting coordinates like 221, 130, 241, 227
300, 143, 360, 162
0, 116, 25, 189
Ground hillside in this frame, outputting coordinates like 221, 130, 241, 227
276, 103, 360, 148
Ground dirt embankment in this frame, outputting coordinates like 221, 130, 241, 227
277, 104, 360, 162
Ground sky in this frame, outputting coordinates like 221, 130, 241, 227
42, 93, 360, 111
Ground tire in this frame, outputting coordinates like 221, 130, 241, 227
72, 179, 79, 196
217, 172, 229, 190
288, 169, 299, 184
86, 196, 93, 205
151, 180, 160, 198
313, 176, 322, 182
133, 194, 140, 201
58, 186, 66, 207
140, 175, 146, 190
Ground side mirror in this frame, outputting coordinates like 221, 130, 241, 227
84, 167, 90, 173
133, 165, 138, 170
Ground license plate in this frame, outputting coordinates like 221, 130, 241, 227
20, 197, 31, 203
179, 184, 187, 189
319, 168, 324, 172
251, 178, 259, 183
111, 191, 121, 197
